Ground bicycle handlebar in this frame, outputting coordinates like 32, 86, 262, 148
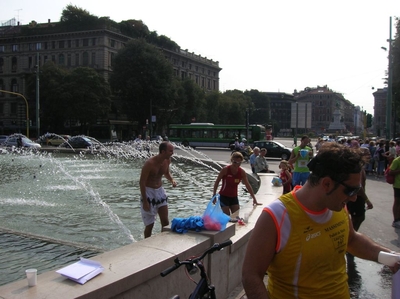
160, 240, 232, 277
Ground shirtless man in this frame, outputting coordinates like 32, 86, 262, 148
139, 141, 177, 238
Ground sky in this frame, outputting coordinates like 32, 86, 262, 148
1, 0, 399, 114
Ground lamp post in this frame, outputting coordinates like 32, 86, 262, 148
295, 101, 298, 146
35, 52, 40, 138
246, 108, 249, 140
0, 89, 29, 137
385, 17, 393, 140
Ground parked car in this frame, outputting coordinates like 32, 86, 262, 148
37, 134, 71, 146
253, 140, 292, 160
0, 135, 8, 145
60, 136, 101, 149
3, 134, 41, 149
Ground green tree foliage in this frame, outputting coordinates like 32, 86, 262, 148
119, 20, 150, 39
59, 5, 99, 30
38, 62, 111, 133
109, 39, 175, 127
217, 90, 252, 124
244, 90, 270, 125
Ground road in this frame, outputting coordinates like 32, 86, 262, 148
188, 138, 398, 298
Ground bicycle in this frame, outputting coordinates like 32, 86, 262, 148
160, 240, 233, 299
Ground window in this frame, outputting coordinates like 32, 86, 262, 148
11, 57, 17, 72
201, 77, 205, 88
29, 56, 33, 69
83, 39, 89, 46
92, 38, 96, 46
58, 54, 65, 65
75, 39, 79, 47
52, 55, 55, 63
67, 40, 71, 48
110, 39, 115, 47
36, 42, 42, 50
0, 79, 4, 97
0, 103, 3, 113
44, 42, 48, 50
75, 53, 79, 66
52, 41, 56, 49
91, 52, 96, 65
11, 102, 17, 114
29, 43, 35, 51
11, 79, 18, 93
0, 58, 3, 73
59, 41, 64, 48
12, 44, 19, 52
83, 52, 89, 66
0, 45, 4, 52
67, 54, 71, 66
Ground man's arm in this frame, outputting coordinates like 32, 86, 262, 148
347, 216, 392, 261
242, 211, 277, 298
288, 149, 298, 165
163, 159, 177, 187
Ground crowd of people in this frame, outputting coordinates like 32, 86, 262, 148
136, 135, 400, 298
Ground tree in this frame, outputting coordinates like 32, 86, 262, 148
59, 5, 99, 30
109, 39, 175, 130
37, 62, 111, 134
65, 67, 112, 133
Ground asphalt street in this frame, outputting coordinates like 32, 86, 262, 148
190, 138, 399, 299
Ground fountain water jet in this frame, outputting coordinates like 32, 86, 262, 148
0, 141, 250, 286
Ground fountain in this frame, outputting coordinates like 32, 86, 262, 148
0, 139, 252, 286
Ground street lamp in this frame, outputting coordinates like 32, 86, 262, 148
383, 17, 393, 140
246, 108, 249, 140
295, 101, 298, 146
35, 52, 40, 138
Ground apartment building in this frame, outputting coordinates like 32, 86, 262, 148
0, 19, 221, 138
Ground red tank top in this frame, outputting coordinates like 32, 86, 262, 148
219, 165, 242, 197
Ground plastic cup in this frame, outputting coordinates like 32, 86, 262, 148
300, 149, 309, 158
243, 212, 250, 223
25, 269, 37, 287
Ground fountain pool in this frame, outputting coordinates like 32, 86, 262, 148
0, 144, 254, 286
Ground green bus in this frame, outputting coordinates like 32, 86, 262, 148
168, 123, 267, 148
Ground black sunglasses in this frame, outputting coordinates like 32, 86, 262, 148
338, 181, 361, 197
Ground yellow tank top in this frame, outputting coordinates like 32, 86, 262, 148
267, 192, 350, 299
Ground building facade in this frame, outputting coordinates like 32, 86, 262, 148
293, 85, 355, 135
0, 20, 221, 138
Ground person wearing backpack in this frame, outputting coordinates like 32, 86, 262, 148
389, 156, 400, 228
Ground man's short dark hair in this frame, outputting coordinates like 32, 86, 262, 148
301, 135, 309, 141
307, 143, 365, 186
159, 141, 168, 153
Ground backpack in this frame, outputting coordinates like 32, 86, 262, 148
385, 168, 395, 184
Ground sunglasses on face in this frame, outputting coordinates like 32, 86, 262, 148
337, 181, 362, 197
232, 160, 242, 165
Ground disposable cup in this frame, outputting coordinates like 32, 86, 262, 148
243, 212, 250, 223
25, 269, 37, 287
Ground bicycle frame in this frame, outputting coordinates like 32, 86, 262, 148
161, 240, 232, 299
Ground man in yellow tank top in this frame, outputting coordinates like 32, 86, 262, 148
242, 142, 400, 299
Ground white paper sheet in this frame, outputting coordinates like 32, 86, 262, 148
56, 257, 104, 284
